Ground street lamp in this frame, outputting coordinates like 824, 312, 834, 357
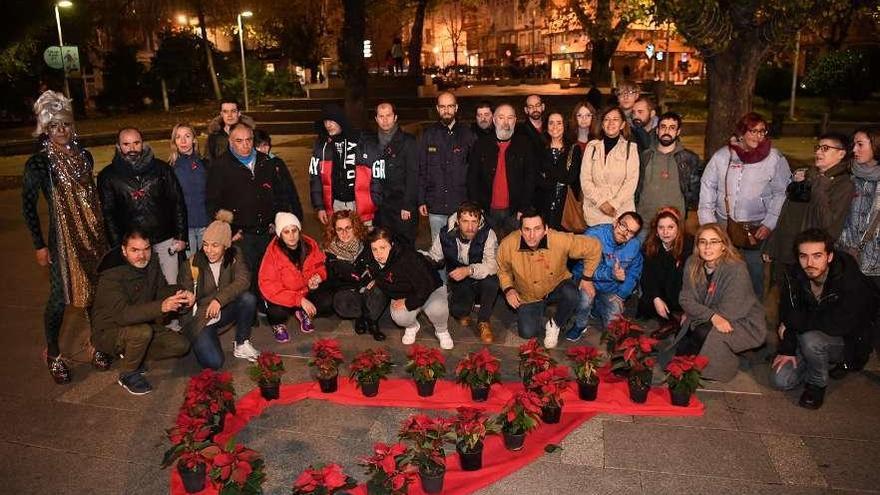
55, 1, 73, 97
237, 10, 253, 111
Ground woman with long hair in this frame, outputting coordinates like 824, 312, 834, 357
676, 224, 767, 381
169, 123, 208, 255
537, 111, 583, 230
638, 207, 692, 339
322, 210, 387, 341
580, 106, 640, 226
569, 100, 600, 152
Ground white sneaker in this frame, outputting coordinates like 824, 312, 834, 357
544, 319, 560, 349
233, 340, 260, 362
402, 323, 420, 345
165, 319, 182, 333
436, 332, 454, 350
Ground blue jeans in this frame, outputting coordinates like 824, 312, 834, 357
192, 292, 257, 370
186, 227, 206, 256
770, 330, 844, 390
573, 290, 625, 331
516, 279, 579, 338
429, 213, 449, 240
741, 247, 765, 298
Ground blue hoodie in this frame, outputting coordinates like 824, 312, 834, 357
571, 224, 643, 299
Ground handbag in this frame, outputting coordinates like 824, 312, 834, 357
561, 147, 588, 232
723, 153, 759, 250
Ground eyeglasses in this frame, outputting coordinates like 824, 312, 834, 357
746, 128, 768, 136
814, 144, 845, 153
618, 90, 639, 97
615, 222, 639, 238
697, 239, 723, 247
335, 225, 353, 233
577, 113, 593, 119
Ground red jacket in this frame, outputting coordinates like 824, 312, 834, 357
258, 235, 327, 308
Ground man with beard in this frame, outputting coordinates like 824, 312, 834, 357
631, 97, 658, 148
471, 100, 494, 138
516, 94, 548, 158
418, 92, 476, 239
467, 103, 536, 239
98, 128, 188, 284
636, 112, 703, 225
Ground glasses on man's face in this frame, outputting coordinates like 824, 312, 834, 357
746, 128, 768, 136
814, 144, 845, 153
615, 222, 639, 238
697, 238, 723, 247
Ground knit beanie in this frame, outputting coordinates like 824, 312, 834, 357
274, 211, 302, 236
204, 210, 233, 248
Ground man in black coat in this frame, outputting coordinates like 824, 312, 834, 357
771, 228, 876, 409
362, 102, 419, 246
467, 103, 536, 239
98, 127, 187, 284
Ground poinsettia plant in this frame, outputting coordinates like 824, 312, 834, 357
613, 334, 659, 387
454, 348, 501, 389
291, 463, 358, 495
529, 366, 572, 408
602, 316, 645, 353
308, 339, 344, 379
349, 348, 393, 386
397, 414, 453, 476
566, 346, 604, 383
359, 442, 418, 495
494, 390, 543, 435
517, 338, 556, 382
248, 351, 286, 385
162, 411, 214, 468
405, 344, 446, 383
665, 355, 709, 395
201, 439, 265, 495
180, 369, 236, 432
450, 406, 498, 452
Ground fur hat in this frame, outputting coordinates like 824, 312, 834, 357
274, 212, 301, 236
33, 90, 75, 137
203, 210, 233, 248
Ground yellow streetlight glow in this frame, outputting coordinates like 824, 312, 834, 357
176, 14, 188, 25
240, 10, 253, 17
57, 1, 73, 7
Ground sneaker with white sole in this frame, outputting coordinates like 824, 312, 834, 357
436, 332, 454, 350
233, 340, 260, 362
118, 371, 152, 395
402, 323, 420, 345
544, 318, 560, 349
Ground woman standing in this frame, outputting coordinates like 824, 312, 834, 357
22, 90, 110, 383
365, 227, 453, 349
537, 112, 583, 231
580, 106, 640, 226
638, 207, 692, 339
677, 224, 767, 382
258, 212, 332, 342
169, 124, 208, 255
322, 210, 387, 341
569, 100, 600, 152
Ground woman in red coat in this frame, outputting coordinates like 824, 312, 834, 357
259, 212, 332, 342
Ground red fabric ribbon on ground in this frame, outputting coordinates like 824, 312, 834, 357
170, 376, 703, 494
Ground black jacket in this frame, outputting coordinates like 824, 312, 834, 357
206, 150, 288, 234
365, 243, 441, 311
779, 250, 875, 361
418, 121, 475, 215
515, 120, 547, 159
361, 127, 419, 213
206, 114, 256, 163
97, 147, 187, 247
536, 143, 583, 230
324, 249, 373, 292
638, 236, 693, 318
467, 132, 536, 213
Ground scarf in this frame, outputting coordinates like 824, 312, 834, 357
729, 138, 771, 164
327, 238, 363, 262
378, 124, 398, 149
231, 147, 256, 166
852, 159, 880, 181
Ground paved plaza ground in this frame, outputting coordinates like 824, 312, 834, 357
1, 131, 879, 495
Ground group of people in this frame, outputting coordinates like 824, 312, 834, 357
23, 84, 879, 409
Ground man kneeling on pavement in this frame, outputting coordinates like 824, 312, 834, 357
91, 230, 192, 395
771, 228, 875, 409
424, 201, 500, 344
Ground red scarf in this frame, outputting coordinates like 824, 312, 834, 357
729, 138, 771, 164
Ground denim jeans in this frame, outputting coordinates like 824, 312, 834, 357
192, 292, 258, 370
449, 275, 500, 322
770, 330, 845, 390
516, 279, 579, 338
428, 213, 449, 240
573, 290, 625, 331
741, 247, 765, 298
186, 227, 206, 256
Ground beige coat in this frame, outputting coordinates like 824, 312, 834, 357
580, 138, 640, 226
497, 229, 601, 303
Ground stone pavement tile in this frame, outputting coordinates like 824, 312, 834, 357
637, 471, 828, 495
247, 400, 380, 439
634, 390, 738, 429
557, 417, 604, 467
724, 375, 880, 441
761, 434, 827, 488
477, 460, 642, 494
603, 420, 780, 483
802, 436, 880, 492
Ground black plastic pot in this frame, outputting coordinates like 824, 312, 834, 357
577, 379, 599, 401
419, 466, 445, 493
209, 411, 226, 439
259, 381, 280, 400
360, 379, 379, 397
457, 441, 484, 471
628, 380, 650, 404
503, 430, 526, 451
318, 374, 338, 393
470, 385, 489, 402
669, 388, 692, 407
416, 379, 437, 397
178, 462, 206, 493
541, 404, 562, 424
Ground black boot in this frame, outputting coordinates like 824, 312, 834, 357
354, 317, 368, 335
368, 320, 386, 341
798, 383, 826, 410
